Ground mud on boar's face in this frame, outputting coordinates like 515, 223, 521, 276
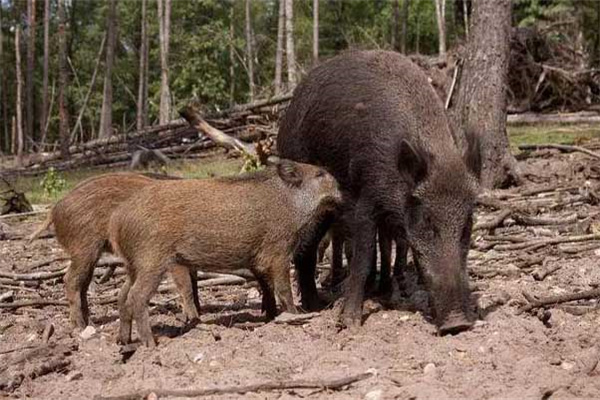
394, 136, 481, 335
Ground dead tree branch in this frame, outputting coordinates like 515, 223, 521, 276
92, 372, 373, 400
519, 288, 600, 314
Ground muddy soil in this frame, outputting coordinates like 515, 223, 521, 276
1, 148, 600, 400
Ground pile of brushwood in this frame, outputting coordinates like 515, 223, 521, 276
0, 95, 291, 178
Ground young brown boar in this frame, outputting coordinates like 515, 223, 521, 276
29, 172, 199, 329
109, 160, 341, 347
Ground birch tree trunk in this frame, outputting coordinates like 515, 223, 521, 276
434, 0, 446, 57
99, 0, 117, 138
158, 0, 172, 124
391, 0, 399, 51
26, 0, 36, 148
244, 0, 255, 101
40, 0, 50, 147
15, 25, 24, 166
57, 0, 70, 159
449, 0, 519, 188
401, 0, 409, 54
229, 6, 236, 105
285, 0, 297, 88
0, 5, 6, 152
313, 0, 318, 64
136, 0, 148, 131
274, 0, 285, 95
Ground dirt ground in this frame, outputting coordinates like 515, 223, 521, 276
1, 147, 600, 400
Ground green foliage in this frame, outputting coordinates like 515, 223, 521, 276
40, 167, 66, 199
240, 151, 264, 173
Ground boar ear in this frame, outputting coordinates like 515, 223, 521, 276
398, 140, 428, 186
463, 128, 482, 180
277, 159, 303, 187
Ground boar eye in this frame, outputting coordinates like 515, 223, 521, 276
315, 170, 326, 178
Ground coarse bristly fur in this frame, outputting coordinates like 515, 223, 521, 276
108, 160, 342, 348
277, 50, 482, 334
28, 172, 197, 330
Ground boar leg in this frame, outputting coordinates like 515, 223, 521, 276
270, 262, 298, 315
65, 247, 101, 329
393, 237, 408, 289
118, 276, 133, 345
169, 264, 200, 322
127, 267, 165, 348
340, 203, 377, 328
256, 276, 277, 320
379, 231, 393, 295
293, 244, 325, 312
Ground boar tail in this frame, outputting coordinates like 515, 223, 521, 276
27, 211, 53, 244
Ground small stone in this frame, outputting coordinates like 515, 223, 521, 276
66, 371, 83, 381
26, 333, 38, 342
364, 389, 382, 400
399, 315, 410, 322
208, 360, 221, 368
147, 393, 158, 400
504, 264, 521, 278
473, 320, 488, 328
423, 363, 437, 375
560, 361, 575, 371
247, 288, 260, 299
79, 325, 97, 340
548, 356, 562, 366
193, 352, 204, 363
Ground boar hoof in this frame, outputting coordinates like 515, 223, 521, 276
438, 313, 473, 335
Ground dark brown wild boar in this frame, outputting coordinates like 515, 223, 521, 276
109, 160, 341, 347
28, 172, 200, 329
277, 50, 481, 334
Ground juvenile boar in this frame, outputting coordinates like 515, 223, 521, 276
277, 50, 481, 334
29, 172, 199, 329
109, 160, 341, 347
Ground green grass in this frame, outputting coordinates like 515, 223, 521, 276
12, 157, 243, 205
507, 123, 600, 150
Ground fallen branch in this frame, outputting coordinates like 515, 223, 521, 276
0, 299, 68, 309
0, 209, 48, 220
531, 264, 562, 281
180, 104, 257, 157
513, 212, 577, 226
494, 233, 600, 251
518, 287, 600, 314
92, 372, 373, 400
518, 143, 600, 160
474, 209, 512, 231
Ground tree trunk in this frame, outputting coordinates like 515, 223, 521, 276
449, 0, 518, 189
462, 0, 469, 37
99, 0, 117, 138
391, 0, 399, 52
244, 0, 255, 101
26, 0, 36, 149
0, 4, 6, 153
229, 6, 236, 106
285, 0, 296, 88
157, 0, 171, 124
401, 0, 409, 54
40, 0, 50, 147
415, 3, 421, 54
15, 25, 24, 167
434, 0, 446, 57
274, 0, 285, 95
313, 0, 318, 64
136, 0, 148, 131
57, 0, 70, 159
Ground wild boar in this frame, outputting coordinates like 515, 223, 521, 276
28, 172, 199, 329
109, 160, 341, 347
277, 50, 481, 334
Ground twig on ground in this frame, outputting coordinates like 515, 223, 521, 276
494, 233, 600, 251
92, 372, 374, 400
474, 209, 512, 231
531, 264, 562, 281
518, 288, 600, 314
